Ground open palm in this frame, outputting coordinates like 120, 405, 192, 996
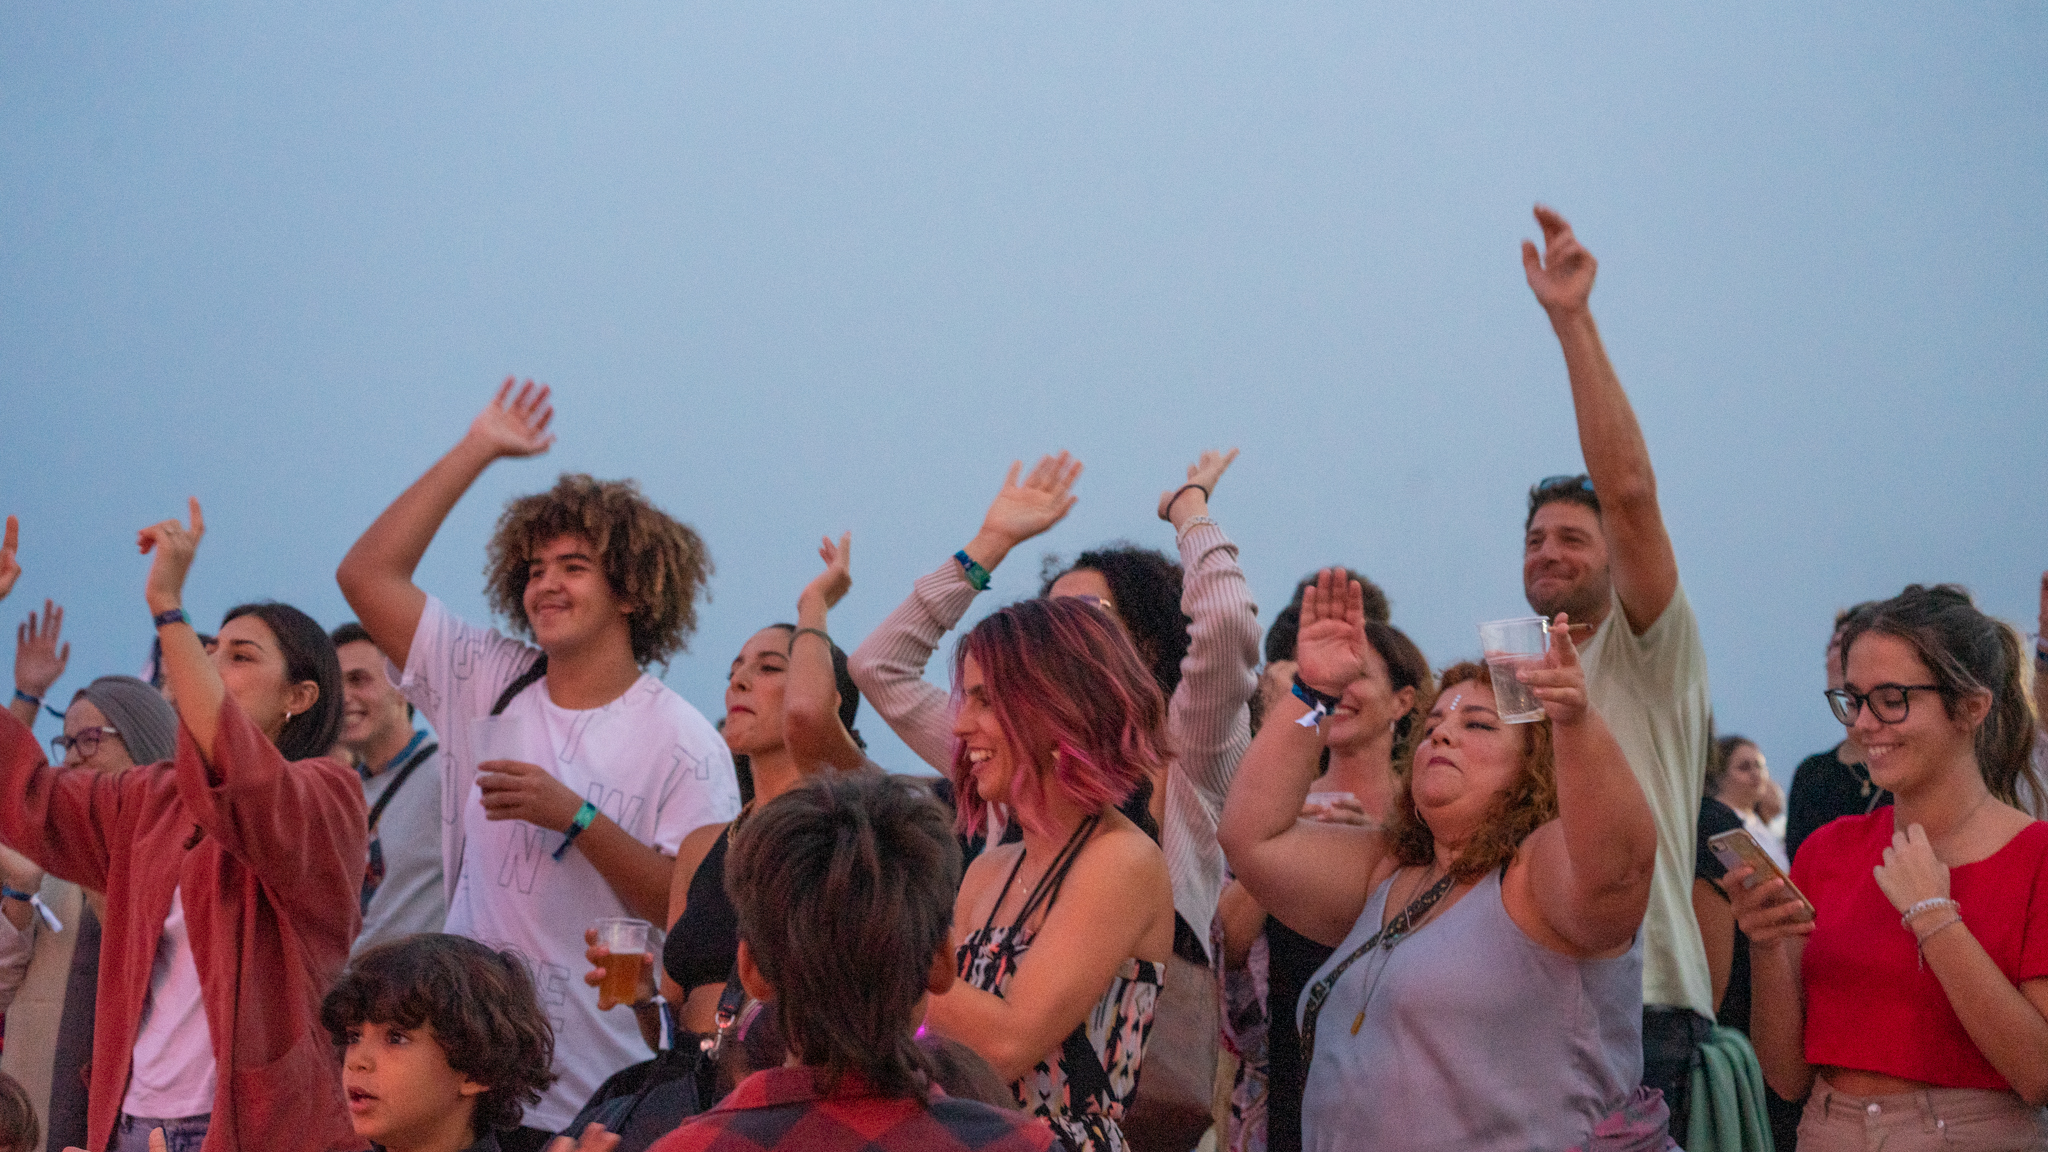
469, 377, 557, 460
980, 453, 1082, 547
1521, 204, 1597, 313
1295, 568, 1369, 696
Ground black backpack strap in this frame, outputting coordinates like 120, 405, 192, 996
491, 654, 549, 716
366, 740, 439, 833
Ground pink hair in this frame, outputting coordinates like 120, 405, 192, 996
949, 598, 1170, 837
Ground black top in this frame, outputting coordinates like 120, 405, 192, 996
1262, 918, 1335, 1152
1695, 796, 1752, 1033
664, 831, 739, 994
1786, 743, 1890, 863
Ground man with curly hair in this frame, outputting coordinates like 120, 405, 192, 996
338, 380, 740, 1148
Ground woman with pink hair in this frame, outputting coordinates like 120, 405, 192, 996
922, 597, 1176, 1152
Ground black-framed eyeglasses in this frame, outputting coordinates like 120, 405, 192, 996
1825, 684, 1943, 726
52, 726, 123, 761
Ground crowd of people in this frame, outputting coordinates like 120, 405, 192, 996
0, 205, 2043, 1152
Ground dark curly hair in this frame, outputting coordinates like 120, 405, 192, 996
484, 473, 711, 668
321, 934, 557, 1134
1040, 543, 1188, 697
1385, 661, 1557, 882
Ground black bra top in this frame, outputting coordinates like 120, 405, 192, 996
663, 831, 739, 995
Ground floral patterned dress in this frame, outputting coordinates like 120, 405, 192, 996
956, 816, 1163, 1152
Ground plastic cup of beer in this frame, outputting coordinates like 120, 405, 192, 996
594, 917, 652, 1004
1477, 616, 1551, 724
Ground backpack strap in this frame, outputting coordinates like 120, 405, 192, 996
491, 654, 549, 716
365, 737, 438, 833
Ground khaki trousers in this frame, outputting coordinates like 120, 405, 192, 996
1798, 1077, 2048, 1151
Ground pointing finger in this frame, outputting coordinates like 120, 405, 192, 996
188, 498, 205, 538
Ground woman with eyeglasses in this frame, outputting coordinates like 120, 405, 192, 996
1731, 584, 2048, 1148
0, 502, 364, 1152
0, 668, 177, 1150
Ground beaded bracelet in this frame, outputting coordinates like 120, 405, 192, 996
1175, 515, 1219, 541
1900, 896, 1959, 928
1913, 913, 1964, 970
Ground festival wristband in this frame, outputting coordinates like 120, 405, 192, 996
553, 800, 599, 861
152, 608, 191, 629
954, 550, 992, 592
0, 886, 61, 932
1292, 675, 1343, 729
11, 689, 39, 711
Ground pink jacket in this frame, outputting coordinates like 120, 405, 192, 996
0, 699, 367, 1152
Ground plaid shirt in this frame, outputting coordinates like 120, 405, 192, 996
647, 1067, 1054, 1152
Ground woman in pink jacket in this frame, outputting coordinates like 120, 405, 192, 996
0, 505, 366, 1152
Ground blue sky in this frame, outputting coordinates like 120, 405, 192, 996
3, 3, 2043, 783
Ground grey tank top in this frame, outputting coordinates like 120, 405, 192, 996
1297, 869, 1644, 1152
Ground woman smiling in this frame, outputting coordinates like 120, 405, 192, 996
921, 597, 1175, 1152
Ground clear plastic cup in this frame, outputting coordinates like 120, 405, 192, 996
1478, 616, 1551, 724
594, 917, 652, 1004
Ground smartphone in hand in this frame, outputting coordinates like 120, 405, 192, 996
1708, 828, 1816, 921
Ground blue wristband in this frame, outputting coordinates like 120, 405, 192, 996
11, 689, 39, 711
1291, 675, 1342, 729
152, 608, 191, 629
0, 886, 32, 903
954, 550, 992, 592
553, 800, 599, 861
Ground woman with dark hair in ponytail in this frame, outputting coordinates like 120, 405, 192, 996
1733, 583, 2048, 1148
0, 501, 365, 1152
586, 534, 874, 1049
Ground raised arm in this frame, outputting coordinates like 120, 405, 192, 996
336, 379, 555, 668
848, 454, 1082, 769
1217, 570, 1390, 946
1523, 206, 1678, 635
0, 517, 18, 604
1160, 449, 1259, 808
10, 600, 68, 730
140, 499, 238, 762
1515, 615, 1659, 953
786, 533, 868, 772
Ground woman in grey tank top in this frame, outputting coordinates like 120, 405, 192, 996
1218, 571, 1674, 1151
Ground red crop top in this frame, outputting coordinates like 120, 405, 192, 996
1796, 811, 2048, 1091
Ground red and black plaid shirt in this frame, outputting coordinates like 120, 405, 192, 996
646, 1066, 1055, 1152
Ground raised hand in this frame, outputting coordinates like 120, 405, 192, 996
466, 377, 556, 461
1157, 447, 1240, 524
0, 516, 18, 602
978, 453, 1082, 552
545, 1124, 622, 1152
1294, 568, 1369, 697
1519, 614, 1589, 727
1521, 204, 1597, 315
799, 533, 853, 614
137, 499, 205, 616
15, 600, 70, 700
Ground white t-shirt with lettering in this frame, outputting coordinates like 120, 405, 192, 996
395, 596, 740, 1130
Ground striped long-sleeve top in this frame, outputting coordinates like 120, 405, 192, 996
848, 520, 1260, 949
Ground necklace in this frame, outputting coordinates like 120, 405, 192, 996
1298, 863, 1459, 1069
